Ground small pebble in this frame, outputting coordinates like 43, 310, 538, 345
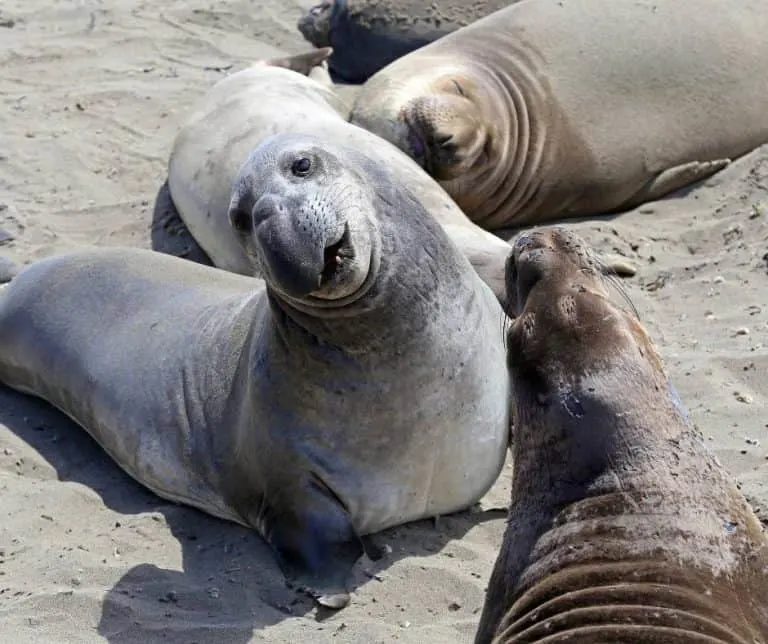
745, 438, 761, 447
713, 275, 725, 284
734, 391, 753, 404
733, 327, 750, 336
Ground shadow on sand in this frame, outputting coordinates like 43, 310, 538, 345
0, 386, 504, 642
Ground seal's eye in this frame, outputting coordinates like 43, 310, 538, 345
291, 157, 312, 177
452, 80, 466, 97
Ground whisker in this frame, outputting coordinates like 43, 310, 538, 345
596, 254, 640, 320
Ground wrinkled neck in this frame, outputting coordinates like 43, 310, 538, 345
480, 355, 764, 644
446, 40, 552, 229
511, 356, 698, 508
266, 217, 476, 354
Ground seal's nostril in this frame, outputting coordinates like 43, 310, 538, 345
230, 208, 252, 233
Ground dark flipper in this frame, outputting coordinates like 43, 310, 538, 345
259, 47, 334, 77
150, 179, 214, 267
247, 472, 364, 609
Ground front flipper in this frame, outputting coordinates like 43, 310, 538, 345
599, 254, 636, 278
258, 472, 364, 609
256, 47, 334, 78
629, 158, 731, 205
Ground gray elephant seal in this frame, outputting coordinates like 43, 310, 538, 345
0, 133, 510, 609
297, 0, 516, 84
350, 0, 768, 230
474, 227, 768, 643
168, 49, 517, 302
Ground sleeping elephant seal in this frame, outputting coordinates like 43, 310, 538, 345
0, 133, 511, 609
167, 48, 519, 303
475, 226, 768, 643
350, 0, 768, 230
297, 0, 516, 84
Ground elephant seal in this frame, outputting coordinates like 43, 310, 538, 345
350, 0, 768, 230
474, 226, 768, 643
0, 133, 510, 609
297, 0, 516, 84
167, 48, 517, 302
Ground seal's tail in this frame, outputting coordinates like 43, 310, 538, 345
253, 47, 333, 78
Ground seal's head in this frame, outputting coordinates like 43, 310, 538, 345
353, 71, 496, 183
505, 226, 661, 387
503, 226, 677, 446
228, 133, 380, 306
297, 1, 334, 49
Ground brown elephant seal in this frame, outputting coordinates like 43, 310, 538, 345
167, 49, 517, 302
475, 226, 768, 643
297, 0, 517, 84
0, 132, 511, 610
350, 0, 768, 230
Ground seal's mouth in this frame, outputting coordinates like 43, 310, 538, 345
319, 223, 352, 288
404, 118, 430, 172
402, 112, 470, 181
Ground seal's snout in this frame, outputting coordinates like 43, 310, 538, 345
505, 230, 554, 317
257, 216, 322, 296
506, 226, 623, 326
250, 194, 348, 297
401, 85, 487, 181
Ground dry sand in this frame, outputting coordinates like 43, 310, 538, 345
0, 1, 766, 642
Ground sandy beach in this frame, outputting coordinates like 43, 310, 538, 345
0, 1, 766, 642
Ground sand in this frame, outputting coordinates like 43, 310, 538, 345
0, 1, 766, 642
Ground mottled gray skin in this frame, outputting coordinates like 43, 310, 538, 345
475, 227, 768, 643
297, 0, 516, 84
168, 49, 514, 303
350, 0, 768, 230
0, 134, 510, 608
